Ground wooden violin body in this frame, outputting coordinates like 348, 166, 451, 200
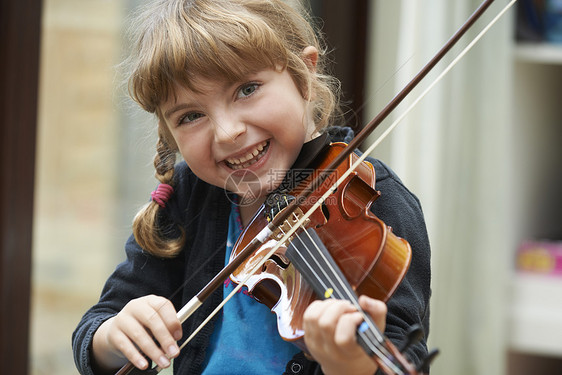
111, 1, 516, 373
229, 142, 412, 348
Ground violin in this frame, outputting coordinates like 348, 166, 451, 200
230, 140, 410, 342
229, 140, 423, 374
115, 1, 515, 373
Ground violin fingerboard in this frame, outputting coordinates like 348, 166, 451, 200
286, 228, 358, 303
286, 228, 406, 373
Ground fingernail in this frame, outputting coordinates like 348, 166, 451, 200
174, 330, 183, 340
136, 357, 148, 369
158, 355, 171, 368
168, 344, 179, 357
360, 295, 374, 307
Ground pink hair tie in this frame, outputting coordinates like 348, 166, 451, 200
151, 184, 174, 208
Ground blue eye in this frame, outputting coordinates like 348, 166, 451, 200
237, 83, 259, 99
179, 112, 204, 125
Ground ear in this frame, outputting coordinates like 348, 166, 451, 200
301, 46, 318, 72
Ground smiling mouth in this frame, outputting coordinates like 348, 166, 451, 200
225, 141, 270, 170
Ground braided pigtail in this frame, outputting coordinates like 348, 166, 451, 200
133, 126, 185, 258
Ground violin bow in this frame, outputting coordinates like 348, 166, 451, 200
115, 0, 517, 373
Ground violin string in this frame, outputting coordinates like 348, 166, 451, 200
144, 3, 517, 373
286, 223, 402, 374
302, 221, 389, 300
281, 221, 399, 370
291, 243, 393, 366
282, 226, 390, 364
280, 224, 365, 317
295, 223, 384, 340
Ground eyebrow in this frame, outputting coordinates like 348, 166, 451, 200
161, 76, 253, 120
163, 104, 190, 120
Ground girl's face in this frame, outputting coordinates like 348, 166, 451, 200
160, 66, 317, 204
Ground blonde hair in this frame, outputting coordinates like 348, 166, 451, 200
128, 0, 342, 258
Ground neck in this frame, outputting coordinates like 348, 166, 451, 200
238, 198, 265, 227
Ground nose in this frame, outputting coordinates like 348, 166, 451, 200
213, 115, 246, 144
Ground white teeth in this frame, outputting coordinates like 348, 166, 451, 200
226, 141, 268, 169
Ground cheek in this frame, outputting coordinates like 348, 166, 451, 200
175, 133, 211, 168
261, 98, 309, 137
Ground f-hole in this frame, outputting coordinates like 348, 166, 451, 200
321, 201, 330, 221
262, 254, 291, 271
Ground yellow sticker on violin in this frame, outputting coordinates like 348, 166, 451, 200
324, 288, 334, 299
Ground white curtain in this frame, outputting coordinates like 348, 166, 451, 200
363, 1, 516, 374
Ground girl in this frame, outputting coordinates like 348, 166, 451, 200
72, 0, 431, 374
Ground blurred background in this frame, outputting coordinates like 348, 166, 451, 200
1, 0, 561, 374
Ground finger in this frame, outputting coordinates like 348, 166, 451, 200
358, 295, 387, 332
302, 299, 326, 321
304, 299, 354, 332
315, 299, 356, 334
109, 329, 150, 370
332, 297, 387, 355
333, 310, 364, 351
122, 317, 171, 369
145, 296, 181, 358
304, 299, 356, 354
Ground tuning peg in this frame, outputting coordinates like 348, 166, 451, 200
416, 348, 439, 373
398, 324, 425, 352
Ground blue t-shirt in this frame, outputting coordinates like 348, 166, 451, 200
201, 202, 300, 374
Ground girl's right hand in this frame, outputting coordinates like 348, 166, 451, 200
92, 295, 182, 372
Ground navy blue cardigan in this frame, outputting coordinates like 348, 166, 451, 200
72, 127, 431, 375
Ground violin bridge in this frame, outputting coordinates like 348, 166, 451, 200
271, 207, 310, 244
264, 193, 295, 222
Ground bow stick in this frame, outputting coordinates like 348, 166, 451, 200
116, 0, 517, 373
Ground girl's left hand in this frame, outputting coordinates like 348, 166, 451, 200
303, 295, 387, 375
